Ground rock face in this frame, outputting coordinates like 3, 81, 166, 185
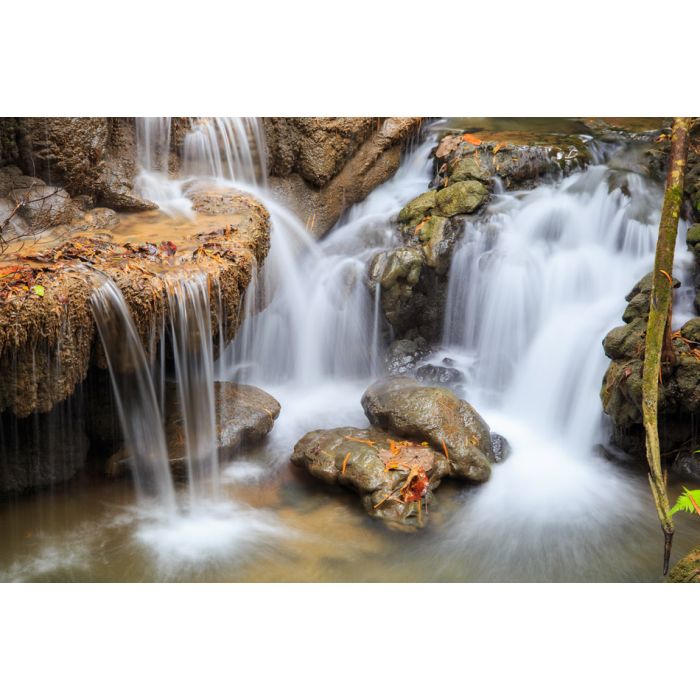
13, 118, 155, 212
266, 117, 422, 236
668, 546, 700, 583
0, 397, 89, 493
292, 378, 501, 530
600, 273, 700, 457
361, 377, 495, 472
167, 383, 280, 475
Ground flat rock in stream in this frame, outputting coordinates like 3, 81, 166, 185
291, 426, 488, 530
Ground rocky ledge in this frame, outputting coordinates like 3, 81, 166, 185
0, 191, 270, 419
291, 377, 507, 530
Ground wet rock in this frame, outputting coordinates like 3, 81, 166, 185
415, 363, 465, 386
671, 451, 700, 480
490, 433, 511, 463
361, 376, 496, 471
601, 273, 700, 458
369, 246, 425, 333
668, 546, 700, 583
397, 190, 437, 227
435, 136, 590, 191
434, 180, 489, 217
166, 382, 280, 475
0, 399, 89, 492
385, 338, 428, 375
291, 426, 476, 530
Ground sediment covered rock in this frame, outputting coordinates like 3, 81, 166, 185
0, 192, 270, 419
291, 426, 477, 530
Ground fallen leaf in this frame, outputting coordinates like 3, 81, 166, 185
493, 142, 507, 154
31, 285, 45, 297
462, 133, 482, 146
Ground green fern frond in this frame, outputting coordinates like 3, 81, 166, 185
669, 487, 700, 517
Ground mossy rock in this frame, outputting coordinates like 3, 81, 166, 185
681, 317, 700, 344
449, 155, 492, 184
602, 319, 646, 360
668, 546, 700, 583
686, 224, 700, 247
434, 180, 488, 217
397, 190, 437, 226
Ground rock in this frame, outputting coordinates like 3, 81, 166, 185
385, 337, 428, 375
668, 546, 700, 583
14, 118, 156, 212
419, 216, 461, 274
291, 426, 472, 530
415, 363, 465, 386
0, 191, 271, 419
450, 155, 492, 184
397, 190, 437, 227
671, 451, 700, 480
166, 383, 280, 475
601, 272, 700, 458
369, 246, 426, 334
602, 319, 646, 360
434, 136, 590, 191
264, 118, 377, 187
267, 117, 422, 237
434, 180, 489, 217
680, 318, 700, 344
0, 399, 89, 492
7, 184, 76, 228
361, 376, 495, 474
490, 433, 511, 463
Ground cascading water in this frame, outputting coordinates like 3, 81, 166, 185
431, 155, 696, 581
90, 278, 176, 514
182, 117, 267, 185
165, 274, 220, 505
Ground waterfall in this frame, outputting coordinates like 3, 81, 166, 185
182, 117, 267, 186
165, 274, 220, 505
90, 279, 176, 513
226, 132, 437, 387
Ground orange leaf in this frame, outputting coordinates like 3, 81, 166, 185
341, 452, 351, 476
493, 142, 507, 154
462, 133, 482, 146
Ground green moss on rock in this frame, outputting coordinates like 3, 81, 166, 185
434, 180, 488, 217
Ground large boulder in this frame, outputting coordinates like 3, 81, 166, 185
291, 426, 478, 530
361, 377, 495, 474
167, 383, 280, 475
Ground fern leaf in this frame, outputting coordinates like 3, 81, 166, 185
669, 488, 700, 516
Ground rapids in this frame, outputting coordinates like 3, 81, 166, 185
2, 118, 700, 582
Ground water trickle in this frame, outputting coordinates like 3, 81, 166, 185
182, 117, 267, 186
90, 278, 176, 513
165, 273, 220, 505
